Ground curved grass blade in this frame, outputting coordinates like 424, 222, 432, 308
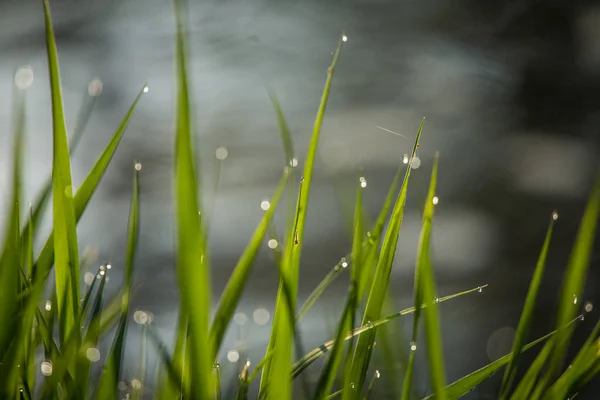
259, 33, 345, 400
292, 284, 486, 380
545, 172, 600, 381
210, 169, 289, 356
267, 88, 294, 168
508, 340, 552, 400
297, 257, 348, 321
345, 118, 424, 397
173, 0, 212, 398
96, 165, 140, 400
498, 212, 556, 399
0, 87, 25, 396
146, 326, 184, 391
43, 0, 82, 348
159, 313, 188, 399
423, 316, 582, 400
363, 370, 381, 399
235, 360, 252, 400
401, 152, 440, 400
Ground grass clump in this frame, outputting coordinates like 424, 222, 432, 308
0, 0, 599, 399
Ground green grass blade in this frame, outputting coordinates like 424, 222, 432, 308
508, 340, 553, 400
545, 319, 600, 399
423, 316, 582, 400
0, 86, 25, 396
297, 258, 348, 321
259, 33, 345, 400
43, 0, 81, 349
33, 85, 145, 285
402, 152, 440, 400
363, 370, 381, 399
159, 313, 188, 398
418, 153, 447, 399
267, 88, 294, 168
96, 165, 140, 400
173, 0, 212, 398
21, 90, 95, 269
315, 183, 363, 399
147, 326, 184, 393
345, 119, 424, 397
546, 172, 600, 380
210, 170, 289, 355
498, 212, 556, 399
235, 361, 251, 400
292, 284, 485, 380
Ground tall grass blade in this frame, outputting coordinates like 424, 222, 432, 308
173, 0, 212, 398
43, 0, 81, 348
345, 119, 424, 397
498, 212, 556, 399
402, 152, 441, 400
259, 33, 345, 400
96, 165, 140, 400
508, 340, 552, 400
546, 172, 600, 381
210, 170, 289, 355
0, 86, 25, 396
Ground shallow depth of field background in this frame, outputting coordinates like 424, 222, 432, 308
1, 0, 600, 398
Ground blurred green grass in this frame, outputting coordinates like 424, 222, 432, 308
0, 1, 598, 399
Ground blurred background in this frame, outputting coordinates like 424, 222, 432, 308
1, 0, 600, 398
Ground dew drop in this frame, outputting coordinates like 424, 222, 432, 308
100, 270, 105, 276
40, 360, 53, 376
290, 158, 298, 167
15, 66, 34, 90
359, 176, 367, 188
213, 362, 221, 370
45, 300, 52, 311
402, 154, 409, 164
340, 257, 348, 268
410, 341, 417, 351
245, 360, 251, 367
375, 370, 380, 379
478, 286, 484, 293
434, 297, 439, 303
268, 239, 278, 249
133, 310, 149, 325
143, 85, 149, 93
260, 200, 271, 211
88, 78, 103, 97
365, 320, 374, 329
432, 196, 439, 205
134, 162, 142, 171
85, 347, 101, 362
342, 35, 348, 42
552, 211, 559, 221
410, 157, 421, 169
215, 146, 228, 160
106, 264, 112, 270
227, 350, 240, 363
584, 302, 593, 313
131, 378, 142, 390
573, 295, 578, 305
579, 315, 585, 321
350, 382, 355, 389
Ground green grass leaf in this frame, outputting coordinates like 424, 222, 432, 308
344, 119, 424, 398
498, 212, 556, 399
402, 152, 441, 400
96, 165, 140, 400
43, 0, 81, 348
210, 169, 289, 355
293, 285, 485, 380
424, 316, 581, 400
172, 0, 212, 398
546, 172, 600, 381
0, 86, 25, 396
259, 33, 345, 400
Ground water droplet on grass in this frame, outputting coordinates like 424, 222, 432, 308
268, 239, 278, 249
410, 157, 421, 169
41, 361, 52, 376
143, 85, 149, 93
402, 154, 409, 164
432, 196, 439, 205
478, 286, 484, 293
410, 341, 417, 351
552, 211, 559, 221
573, 295, 578, 305
260, 200, 271, 211
359, 176, 367, 188
342, 35, 348, 42
375, 370, 380, 378
45, 300, 52, 311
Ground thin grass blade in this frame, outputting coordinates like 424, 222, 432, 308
96, 165, 140, 400
173, 0, 212, 398
210, 170, 289, 355
345, 119, 424, 397
546, 172, 600, 380
498, 212, 556, 399
259, 33, 345, 400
